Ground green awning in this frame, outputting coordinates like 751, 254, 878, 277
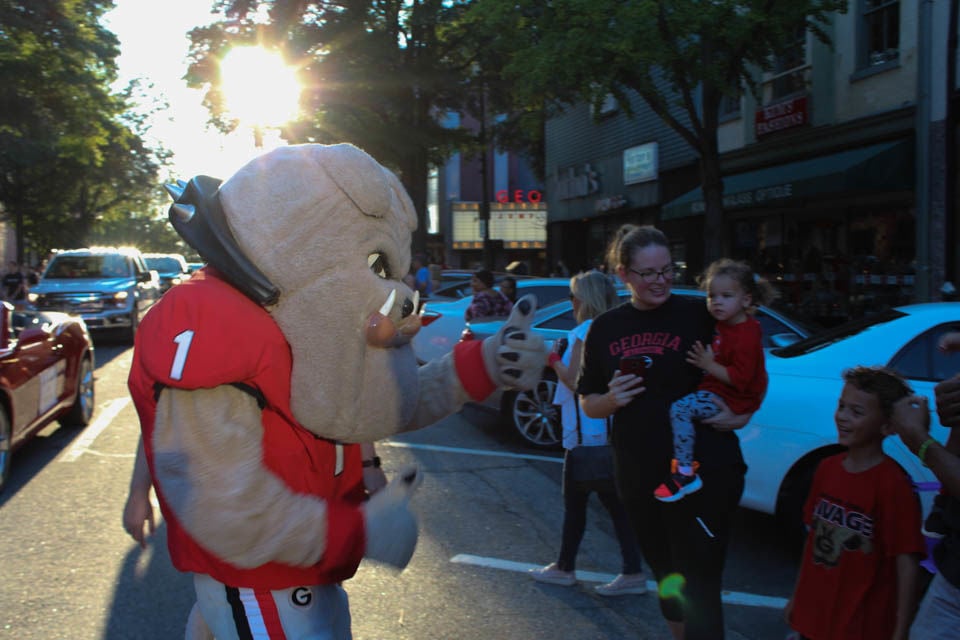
660, 140, 913, 220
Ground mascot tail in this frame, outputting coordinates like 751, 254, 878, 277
185, 602, 215, 640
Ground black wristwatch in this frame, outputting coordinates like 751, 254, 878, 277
362, 456, 382, 469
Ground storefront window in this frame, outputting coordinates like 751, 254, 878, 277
734, 208, 915, 327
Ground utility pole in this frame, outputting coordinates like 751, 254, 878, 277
479, 83, 492, 270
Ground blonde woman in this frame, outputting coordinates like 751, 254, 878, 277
529, 271, 648, 596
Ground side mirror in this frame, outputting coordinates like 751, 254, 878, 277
0, 301, 11, 346
769, 333, 802, 348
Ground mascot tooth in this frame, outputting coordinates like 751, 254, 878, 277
127, 143, 546, 639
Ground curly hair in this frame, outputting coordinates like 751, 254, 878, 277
842, 365, 913, 418
699, 258, 777, 309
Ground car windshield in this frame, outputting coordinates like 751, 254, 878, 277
45, 255, 129, 279
770, 308, 907, 358
146, 257, 183, 272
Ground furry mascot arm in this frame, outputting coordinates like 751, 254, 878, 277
152, 385, 363, 570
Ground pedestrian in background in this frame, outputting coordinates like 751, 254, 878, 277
464, 269, 512, 321
499, 275, 518, 304
530, 270, 648, 596
2, 261, 27, 302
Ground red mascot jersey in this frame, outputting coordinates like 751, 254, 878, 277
128, 268, 367, 590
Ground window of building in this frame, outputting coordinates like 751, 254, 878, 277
718, 89, 741, 120
860, 0, 899, 68
762, 25, 809, 103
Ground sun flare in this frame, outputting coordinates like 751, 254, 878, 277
219, 47, 301, 128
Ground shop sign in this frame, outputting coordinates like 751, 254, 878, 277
594, 195, 627, 213
495, 189, 542, 204
690, 182, 794, 213
623, 142, 658, 184
755, 96, 808, 137
556, 164, 599, 200
451, 202, 547, 249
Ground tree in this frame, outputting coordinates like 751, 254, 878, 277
462, 0, 847, 263
184, 0, 473, 254
0, 0, 168, 259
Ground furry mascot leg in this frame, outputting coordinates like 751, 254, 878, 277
185, 602, 214, 640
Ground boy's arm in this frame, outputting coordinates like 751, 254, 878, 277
892, 553, 921, 640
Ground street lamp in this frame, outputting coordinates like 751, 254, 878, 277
219, 46, 301, 148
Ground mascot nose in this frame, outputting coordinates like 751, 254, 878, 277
366, 289, 422, 348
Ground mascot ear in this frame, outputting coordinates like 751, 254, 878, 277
165, 175, 281, 306
316, 144, 401, 220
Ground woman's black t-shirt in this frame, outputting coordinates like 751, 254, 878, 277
577, 294, 746, 493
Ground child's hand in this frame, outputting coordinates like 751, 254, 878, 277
686, 341, 715, 369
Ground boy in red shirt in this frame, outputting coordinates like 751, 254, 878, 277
785, 366, 926, 639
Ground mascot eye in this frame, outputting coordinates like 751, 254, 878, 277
368, 252, 390, 279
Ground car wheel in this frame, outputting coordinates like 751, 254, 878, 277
502, 372, 562, 449
0, 410, 11, 492
60, 357, 95, 427
775, 448, 841, 549
124, 309, 139, 344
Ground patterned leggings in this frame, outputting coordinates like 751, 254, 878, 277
668, 390, 721, 468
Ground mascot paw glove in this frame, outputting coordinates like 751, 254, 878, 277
481, 294, 547, 391
362, 465, 423, 570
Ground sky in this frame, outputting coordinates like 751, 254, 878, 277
102, 0, 280, 181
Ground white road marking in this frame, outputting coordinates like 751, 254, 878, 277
61, 397, 131, 462
451, 554, 790, 610
387, 442, 788, 611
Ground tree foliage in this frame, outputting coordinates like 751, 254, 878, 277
185, 0, 490, 253
459, 0, 847, 262
0, 0, 169, 260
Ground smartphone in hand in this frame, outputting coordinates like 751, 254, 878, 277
619, 355, 651, 377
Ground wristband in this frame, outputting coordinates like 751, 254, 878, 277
918, 438, 937, 467
548, 352, 562, 367
362, 456, 381, 469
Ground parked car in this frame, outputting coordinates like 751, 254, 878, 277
742, 302, 958, 535
461, 286, 814, 450
429, 271, 530, 302
414, 277, 585, 363
144, 252, 191, 293
0, 302, 96, 491
27, 247, 160, 343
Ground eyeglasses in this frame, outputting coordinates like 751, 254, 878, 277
628, 264, 677, 284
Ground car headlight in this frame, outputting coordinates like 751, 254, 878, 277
114, 291, 129, 301
27, 292, 39, 303
170, 277, 181, 286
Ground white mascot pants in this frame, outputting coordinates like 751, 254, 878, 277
191, 573, 352, 640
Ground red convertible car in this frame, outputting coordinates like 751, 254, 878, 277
0, 302, 95, 491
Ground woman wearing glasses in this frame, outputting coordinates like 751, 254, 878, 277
577, 224, 752, 640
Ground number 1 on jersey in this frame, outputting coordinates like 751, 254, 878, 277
170, 330, 195, 380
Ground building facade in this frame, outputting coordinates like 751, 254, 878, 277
544, 0, 958, 326
432, 112, 548, 274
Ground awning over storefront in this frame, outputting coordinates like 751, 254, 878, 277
660, 140, 913, 220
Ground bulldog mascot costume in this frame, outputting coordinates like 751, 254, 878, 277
127, 143, 545, 639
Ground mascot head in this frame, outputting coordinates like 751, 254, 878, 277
165, 143, 424, 442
